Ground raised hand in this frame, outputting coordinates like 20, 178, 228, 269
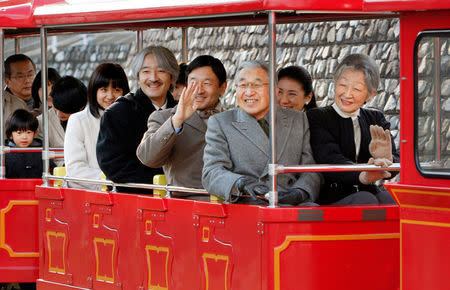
369, 125, 393, 161
172, 81, 200, 128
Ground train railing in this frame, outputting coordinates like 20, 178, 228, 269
44, 163, 400, 203
1, 147, 64, 159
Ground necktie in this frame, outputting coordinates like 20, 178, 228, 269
258, 119, 270, 138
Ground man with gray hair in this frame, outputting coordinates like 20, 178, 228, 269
97, 46, 177, 193
202, 60, 322, 205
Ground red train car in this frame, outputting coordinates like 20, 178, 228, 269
0, 0, 448, 289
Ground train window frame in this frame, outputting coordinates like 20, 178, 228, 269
414, 30, 450, 179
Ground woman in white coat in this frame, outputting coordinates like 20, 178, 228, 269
64, 63, 130, 189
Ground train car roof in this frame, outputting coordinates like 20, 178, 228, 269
1, 0, 448, 36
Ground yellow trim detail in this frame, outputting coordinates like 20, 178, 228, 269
146, 245, 169, 290
93, 237, 115, 283
202, 226, 210, 242
391, 188, 450, 212
46, 231, 66, 274
273, 233, 400, 290
0, 200, 39, 257
93, 214, 100, 228
45, 208, 52, 222
401, 219, 450, 228
145, 220, 152, 235
202, 253, 229, 290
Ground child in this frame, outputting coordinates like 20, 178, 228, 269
5, 109, 54, 178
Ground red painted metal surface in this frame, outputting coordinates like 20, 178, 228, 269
36, 186, 399, 289
30, 0, 450, 27
0, 179, 41, 282
0, 0, 34, 28
385, 183, 450, 290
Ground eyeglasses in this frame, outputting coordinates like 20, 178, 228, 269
237, 82, 269, 91
10, 72, 35, 82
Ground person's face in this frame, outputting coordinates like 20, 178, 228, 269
38, 82, 54, 108
172, 83, 186, 101
334, 68, 375, 114
97, 82, 123, 109
5, 60, 35, 100
187, 66, 227, 111
54, 109, 72, 121
138, 54, 172, 100
236, 67, 269, 119
277, 77, 312, 111
11, 130, 36, 148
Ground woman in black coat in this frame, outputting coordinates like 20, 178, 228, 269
307, 54, 399, 205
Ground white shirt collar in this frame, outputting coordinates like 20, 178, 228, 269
153, 101, 167, 111
332, 103, 360, 121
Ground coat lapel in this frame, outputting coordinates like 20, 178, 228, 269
232, 109, 269, 156
185, 112, 207, 134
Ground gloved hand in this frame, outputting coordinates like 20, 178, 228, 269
234, 176, 269, 201
359, 157, 392, 185
278, 188, 309, 205
369, 125, 393, 161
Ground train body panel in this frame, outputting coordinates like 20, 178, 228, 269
0, 179, 40, 283
36, 186, 399, 289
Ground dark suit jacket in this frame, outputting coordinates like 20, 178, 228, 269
96, 89, 176, 185
307, 106, 399, 204
137, 107, 207, 192
202, 107, 322, 202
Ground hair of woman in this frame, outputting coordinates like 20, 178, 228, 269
51, 76, 87, 114
277, 65, 317, 111
31, 68, 62, 109
87, 63, 130, 118
333, 53, 380, 94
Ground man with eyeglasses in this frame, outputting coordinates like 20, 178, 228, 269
137, 55, 227, 197
202, 60, 322, 205
96, 46, 177, 193
3, 54, 36, 123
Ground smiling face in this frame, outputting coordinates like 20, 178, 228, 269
11, 129, 36, 148
334, 68, 375, 114
187, 66, 226, 111
138, 53, 172, 105
236, 67, 269, 119
277, 77, 312, 111
96, 82, 123, 110
5, 60, 36, 100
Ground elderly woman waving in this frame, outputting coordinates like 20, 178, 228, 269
307, 53, 399, 205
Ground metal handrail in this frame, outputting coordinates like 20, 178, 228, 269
44, 163, 400, 195
278, 163, 401, 173
2, 147, 64, 158
45, 174, 209, 195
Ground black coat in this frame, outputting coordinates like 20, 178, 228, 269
96, 88, 176, 186
5, 139, 56, 179
307, 106, 399, 204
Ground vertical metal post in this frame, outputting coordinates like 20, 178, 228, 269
181, 27, 188, 63
433, 37, 441, 163
14, 38, 19, 53
40, 27, 50, 185
0, 29, 5, 179
268, 11, 278, 207
137, 30, 143, 53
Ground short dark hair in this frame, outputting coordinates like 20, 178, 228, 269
176, 63, 188, 86
186, 55, 227, 86
51, 76, 87, 114
88, 63, 130, 118
6, 109, 39, 139
31, 68, 62, 109
4, 54, 36, 78
277, 65, 317, 111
